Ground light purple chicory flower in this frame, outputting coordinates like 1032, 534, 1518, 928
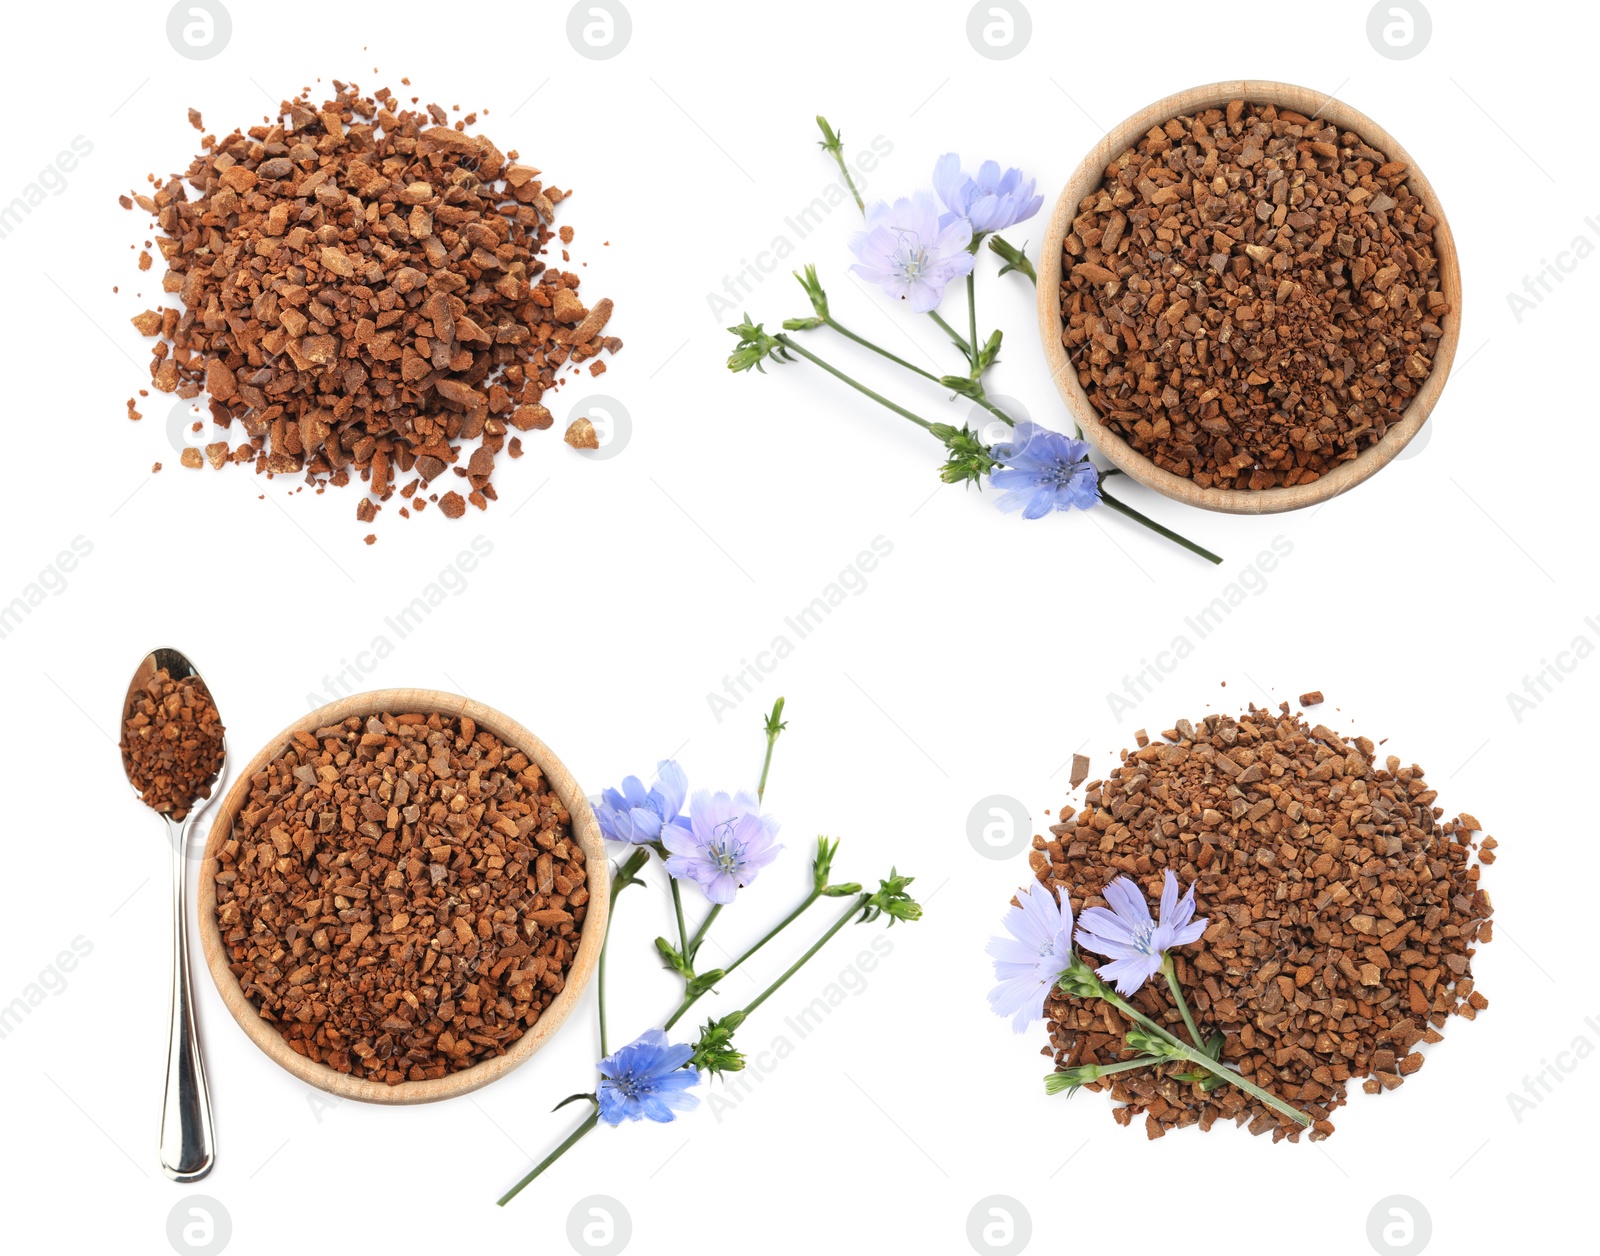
933, 154, 1043, 235
596, 1029, 700, 1124
988, 422, 1101, 518
662, 789, 782, 904
987, 883, 1074, 1033
1074, 869, 1209, 997
849, 192, 976, 313
594, 760, 689, 845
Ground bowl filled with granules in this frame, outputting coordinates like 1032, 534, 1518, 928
197, 689, 607, 1103
1039, 81, 1460, 513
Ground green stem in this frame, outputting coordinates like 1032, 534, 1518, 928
815, 117, 864, 213
1161, 953, 1205, 1050
822, 317, 941, 384
966, 271, 979, 373
687, 903, 721, 963
757, 697, 784, 803
1055, 1056, 1164, 1087
972, 394, 1017, 428
1097, 984, 1310, 1127
1099, 484, 1222, 565
599, 847, 650, 1059
497, 1109, 599, 1206
739, 895, 862, 1020
927, 310, 973, 359
670, 877, 691, 972
775, 335, 934, 430
662, 888, 823, 1031
817, 317, 1013, 428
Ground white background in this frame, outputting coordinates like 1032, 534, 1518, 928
0, 1, 1594, 1253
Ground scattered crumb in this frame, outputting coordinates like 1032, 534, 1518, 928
564, 417, 599, 449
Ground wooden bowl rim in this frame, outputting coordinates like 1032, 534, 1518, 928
1036, 78, 1462, 515
196, 688, 610, 1105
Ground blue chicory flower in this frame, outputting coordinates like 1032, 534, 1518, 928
596, 1029, 701, 1125
932, 154, 1043, 235
988, 422, 1101, 518
594, 760, 688, 845
987, 883, 1074, 1033
849, 192, 976, 313
662, 789, 782, 904
1074, 869, 1209, 997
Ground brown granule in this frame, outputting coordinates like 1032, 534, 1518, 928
1299, 690, 1324, 706
124, 78, 620, 522
438, 490, 466, 518
563, 417, 598, 449
127, 398, 143, 421
180, 447, 202, 468
152, 461, 163, 472
364, 533, 376, 545
121, 667, 226, 820
1034, 704, 1491, 1140
210, 711, 588, 1083
1059, 100, 1448, 490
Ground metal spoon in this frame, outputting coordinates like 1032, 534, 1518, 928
121, 648, 222, 1183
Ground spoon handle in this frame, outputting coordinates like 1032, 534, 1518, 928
161, 822, 215, 1181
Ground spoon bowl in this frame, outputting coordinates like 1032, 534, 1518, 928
121, 647, 225, 1183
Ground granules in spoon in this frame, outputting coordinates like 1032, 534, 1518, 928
122, 78, 622, 525
1033, 702, 1492, 1140
1059, 99, 1448, 490
121, 668, 226, 821
211, 710, 588, 1084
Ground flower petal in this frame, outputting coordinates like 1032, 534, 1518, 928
1101, 877, 1153, 929
1077, 905, 1136, 946
653, 759, 688, 818
1020, 486, 1055, 519
932, 152, 966, 214
1094, 954, 1160, 997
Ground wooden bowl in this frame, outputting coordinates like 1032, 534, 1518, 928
196, 688, 609, 1104
1037, 80, 1461, 514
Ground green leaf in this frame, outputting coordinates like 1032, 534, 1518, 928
685, 968, 725, 998
812, 836, 839, 890
691, 1014, 746, 1077
791, 266, 830, 320
726, 316, 791, 374
655, 936, 692, 978
988, 235, 1037, 284
860, 869, 922, 926
977, 329, 1004, 372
